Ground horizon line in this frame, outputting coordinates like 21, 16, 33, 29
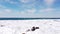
0, 18, 60, 20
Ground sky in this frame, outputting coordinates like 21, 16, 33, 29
0, 0, 60, 18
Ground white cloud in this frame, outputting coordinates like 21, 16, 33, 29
26, 9, 36, 13
20, 0, 30, 3
17, 8, 36, 15
44, 0, 55, 7
0, 6, 13, 14
7, 1, 18, 4
0, 9, 13, 15
39, 8, 55, 12
4, 0, 18, 4
20, 0, 36, 3
4, 9, 12, 13
16, 9, 37, 18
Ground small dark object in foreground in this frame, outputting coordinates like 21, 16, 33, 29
36, 27, 39, 29
31, 26, 36, 31
0, 25, 4, 27
22, 33, 25, 34
31, 26, 39, 31
26, 29, 30, 32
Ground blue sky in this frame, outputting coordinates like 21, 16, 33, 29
0, 0, 60, 18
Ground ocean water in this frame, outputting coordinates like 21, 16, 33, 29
0, 18, 60, 20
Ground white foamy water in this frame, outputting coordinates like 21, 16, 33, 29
0, 19, 60, 34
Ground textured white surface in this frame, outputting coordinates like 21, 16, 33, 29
0, 27, 15, 34
0, 20, 60, 34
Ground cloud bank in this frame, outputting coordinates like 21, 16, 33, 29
44, 0, 55, 7
0, 0, 60, 18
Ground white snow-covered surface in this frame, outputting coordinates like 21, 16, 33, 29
0, 19, 60, 34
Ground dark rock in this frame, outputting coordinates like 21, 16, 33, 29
0, 25, 4, 27
31, 26, 36, 31
22, 33, 25, 34
35, 27, 39, 29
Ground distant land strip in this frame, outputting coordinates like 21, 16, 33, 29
0, 18, 60, 20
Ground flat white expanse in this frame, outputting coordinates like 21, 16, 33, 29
0, 19, 60, 34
